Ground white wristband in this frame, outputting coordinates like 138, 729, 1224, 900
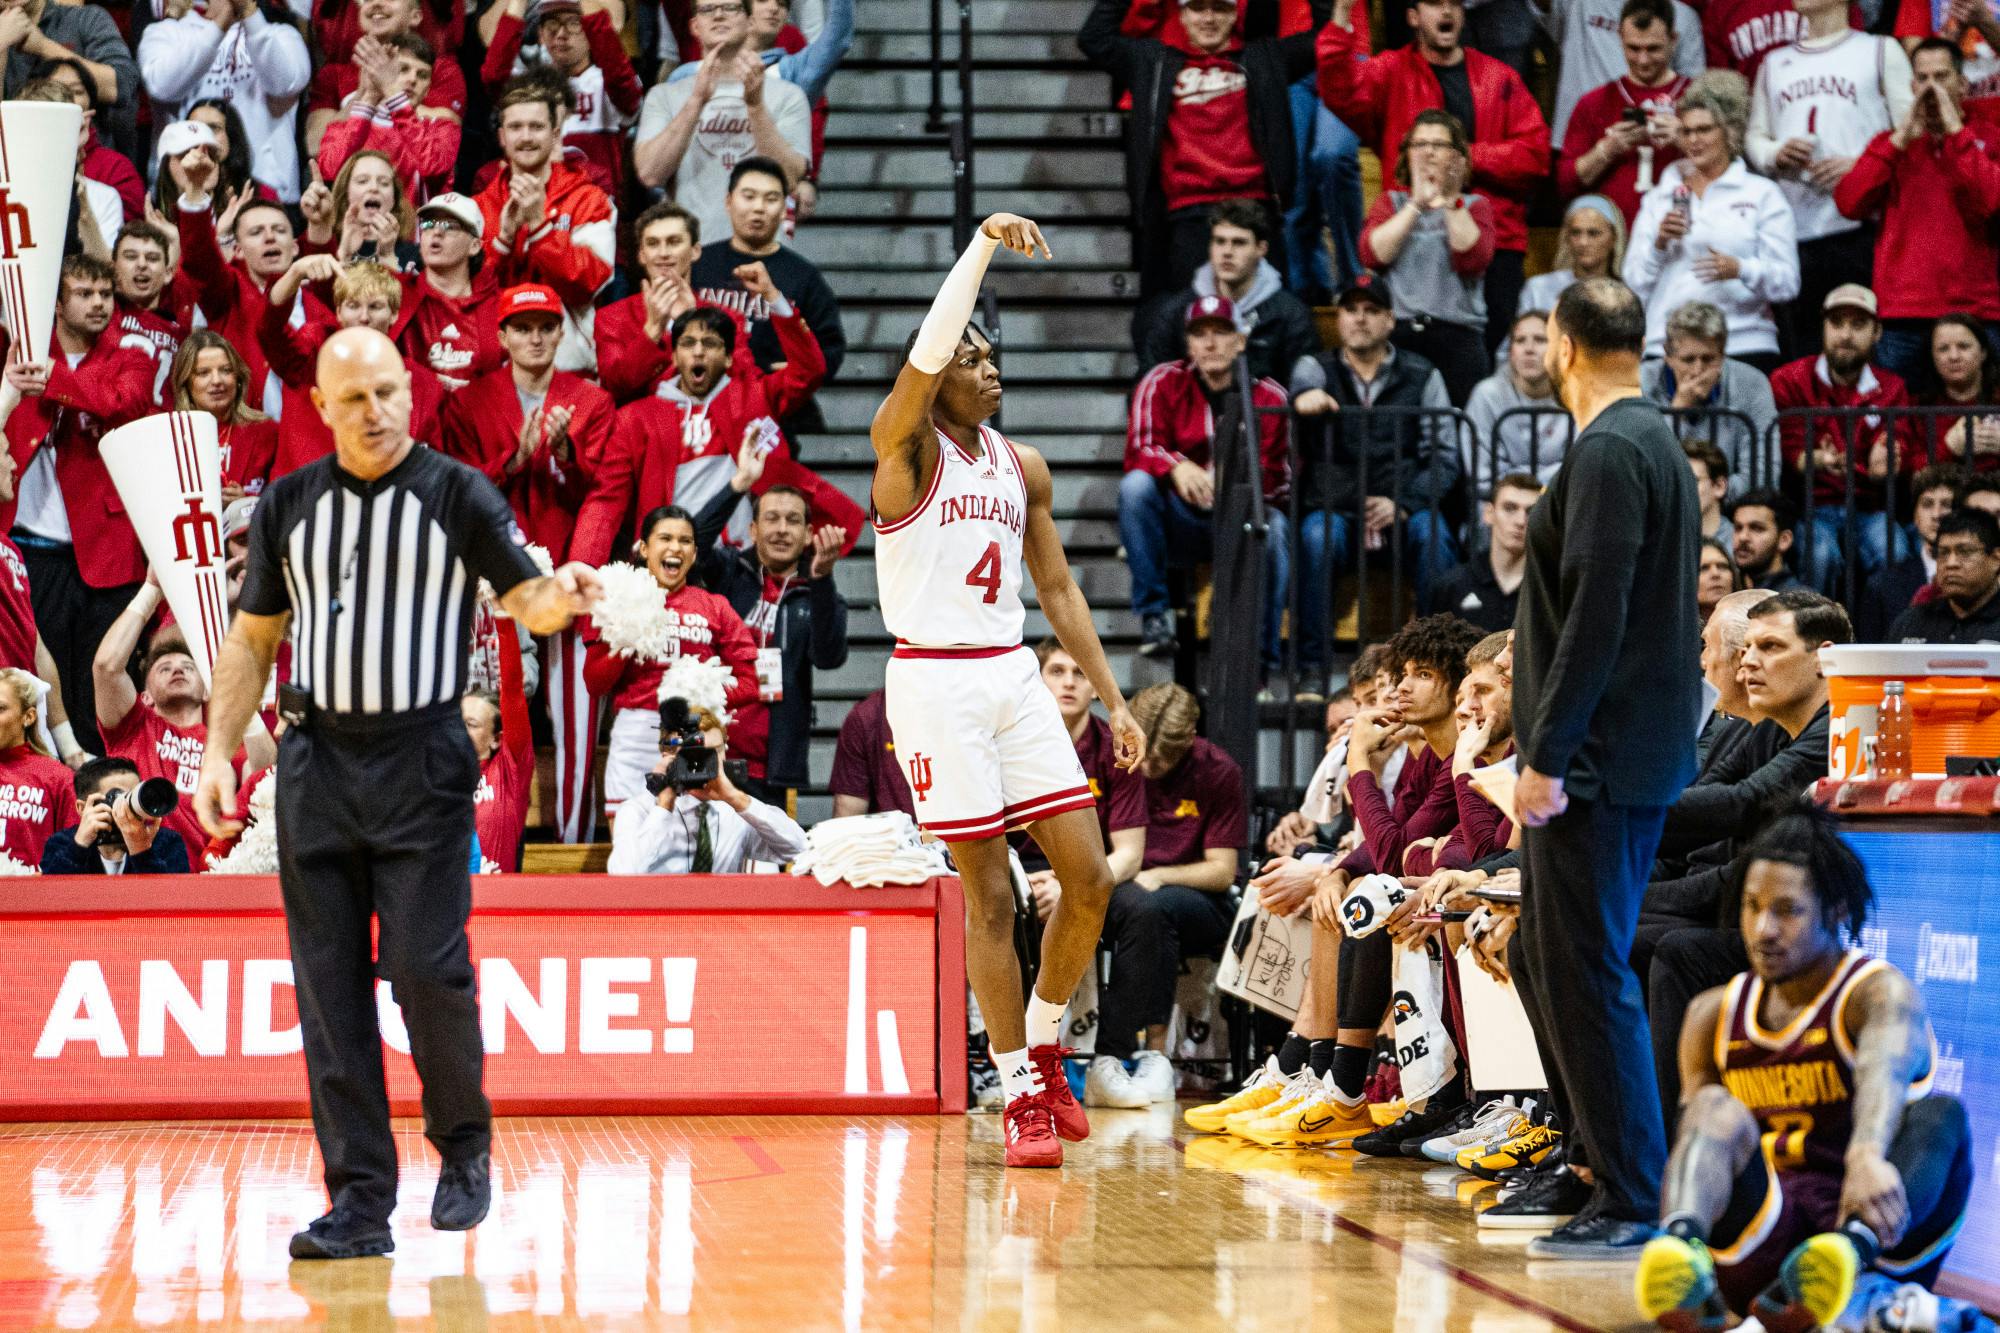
908, 230, 1000, 374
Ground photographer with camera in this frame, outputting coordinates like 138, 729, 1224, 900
606, 688, 806, 876
41, 756, 189, 874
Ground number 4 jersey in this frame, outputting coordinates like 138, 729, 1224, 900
873, 422, 1028, 650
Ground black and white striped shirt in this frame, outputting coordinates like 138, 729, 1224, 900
238, 447, 542, 714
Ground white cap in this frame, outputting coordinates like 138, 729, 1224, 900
417, 191, 484, 235
154, 119, 219, 163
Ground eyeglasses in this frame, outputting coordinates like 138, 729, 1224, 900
692, 2, 743, 16
540, 12, 582, 30
1937, 542, 1992, 563
1407, 138, 1458, 151
418, 217, 470, 234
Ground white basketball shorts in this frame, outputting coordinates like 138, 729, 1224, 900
883, 644, 1097, 843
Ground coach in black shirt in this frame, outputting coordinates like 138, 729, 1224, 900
196, 328, 601, 1262
1504, 278, 1700, 1258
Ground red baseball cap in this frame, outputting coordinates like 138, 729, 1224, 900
499, 284, 564, 325
1185, 294, 1238, 330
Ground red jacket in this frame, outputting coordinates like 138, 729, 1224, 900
1771, 356, 1916, 510
571, 310, 828, 566
317, 99, 462, 200
255, 299, 444, 477
219, 418, 280, 496
474, 161, 615, 312
1, 336, 156, 587
1316, 23, 1549, 251
592, 291, 754, 404
393, 269, 503, 390
1835, 127, 2000, 322
441, 366, 616, 560
1124, 359, 1292, 503
581, 582, 760, 714
175, 203, 333, 419
481, 10, 642, 193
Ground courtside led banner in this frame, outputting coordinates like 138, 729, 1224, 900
0, 877, 967, 1118
1843, 829, 2000, 1302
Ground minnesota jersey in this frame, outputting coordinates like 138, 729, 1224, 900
873, 422, 1029, 650
1756, 34, 1896, 240
1715, 949, 1935, 1178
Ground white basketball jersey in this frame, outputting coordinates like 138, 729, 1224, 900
1760, 33, 1892, 240
874, 423, 1028, 649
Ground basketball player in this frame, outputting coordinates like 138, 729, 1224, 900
1636, 805, 1973, 1332
871, 213, 1146, 1168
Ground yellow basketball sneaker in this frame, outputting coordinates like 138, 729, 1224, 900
1750, 1232, 1861, 1333
1222, 1067, 1323, 1137
1184, 1056, 1286, 1134
1635, 1235, 1728, 1332
1462, 1123, 1562, 1179
1242, 1083, 1375, 1149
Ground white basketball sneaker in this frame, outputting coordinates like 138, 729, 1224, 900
1084, 1056, 1151, 1109
1131, 1050, 1178, 1103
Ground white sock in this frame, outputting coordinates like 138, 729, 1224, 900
1024, 993, 1066, 1048
994, 1047, 1042, 1101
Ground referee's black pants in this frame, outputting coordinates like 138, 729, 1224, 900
1511, 798, 1669, 1222
277, 706, 491, 1225
16, 538, 138, 756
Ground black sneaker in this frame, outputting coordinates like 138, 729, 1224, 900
1527, 1210, 1658, 1260
1476, 1164, 1592, 1230
1350, 1098, 1466, 1158
1395, 1098, 1479, 1159
289, 1208, 394, 1259
430, 1152, 491, 1231
1138, 613, 1176, 658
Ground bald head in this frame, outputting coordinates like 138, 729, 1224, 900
1702, 587, 1770, 717
313, 327, 414, 478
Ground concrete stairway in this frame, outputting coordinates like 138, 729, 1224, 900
789, 0, 1181, 821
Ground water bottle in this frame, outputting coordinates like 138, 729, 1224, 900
1874, 681, 1911, 781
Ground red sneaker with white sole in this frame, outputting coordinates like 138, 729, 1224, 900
1028, 1045, 1090, 1142
1003, 1093, 1064, 1167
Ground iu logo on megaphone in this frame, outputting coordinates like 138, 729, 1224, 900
171, 497, 223, 568
0, 188, 34, 260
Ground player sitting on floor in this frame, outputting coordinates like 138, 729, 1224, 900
1636, 804, 1976, 1333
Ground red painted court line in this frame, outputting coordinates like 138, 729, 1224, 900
695, 1134, 787, 1186
1171, 1136, 1612, 1333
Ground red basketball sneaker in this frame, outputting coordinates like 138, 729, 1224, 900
1003, 1093, 1063, 1168
1029, 1044, 1090, 1142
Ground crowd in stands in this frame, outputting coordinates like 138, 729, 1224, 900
1100, 0, 2000, 704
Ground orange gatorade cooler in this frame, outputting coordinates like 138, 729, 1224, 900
1821, 645, 2000, 780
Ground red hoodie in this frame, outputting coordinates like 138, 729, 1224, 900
1317, 21, 1550, 252
393, 268, 504, 390
174, 203, 333, 420
571, 310, 827, 566
1834, 126, 2000, 322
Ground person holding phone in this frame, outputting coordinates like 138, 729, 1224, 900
1556, 0, 1691, 224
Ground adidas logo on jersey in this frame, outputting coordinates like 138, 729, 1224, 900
441, 323, 463, 339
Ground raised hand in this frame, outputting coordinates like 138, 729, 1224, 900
981, 212, 1052, 259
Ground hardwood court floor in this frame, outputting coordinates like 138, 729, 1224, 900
0, 1108, 1649, 1331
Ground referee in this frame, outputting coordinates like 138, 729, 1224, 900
195, 328, 601, 1261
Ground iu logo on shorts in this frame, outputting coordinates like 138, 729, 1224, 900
908, 753, 934, 803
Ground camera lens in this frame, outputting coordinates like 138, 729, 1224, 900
133, 777, 180, 819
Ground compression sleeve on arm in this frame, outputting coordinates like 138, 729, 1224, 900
908, 230, 1001, 374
